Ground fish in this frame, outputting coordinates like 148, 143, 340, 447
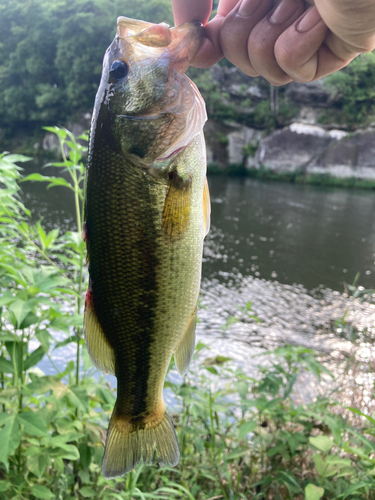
83, 16, 210, 478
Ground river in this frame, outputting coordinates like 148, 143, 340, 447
22, 166, 375, 406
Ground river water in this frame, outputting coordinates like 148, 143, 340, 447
22, 167, 375, 406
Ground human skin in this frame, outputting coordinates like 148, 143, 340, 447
171, 0, 375, 85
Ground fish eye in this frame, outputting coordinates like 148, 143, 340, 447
109, 60, 129, 80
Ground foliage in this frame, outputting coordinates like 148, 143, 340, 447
324, 53, 375, 127
0, 0, 299, 141
0, 0, 174, 136
2, 129, 375, 499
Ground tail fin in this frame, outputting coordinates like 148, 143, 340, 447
102, 407, 180, 478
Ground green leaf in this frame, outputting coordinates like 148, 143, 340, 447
27, 376, 67, 398
68, 386, 89, 413
17, 411, 48, 437
35, 330, 52, 351
96, 386, 115, 405
79, 443, 92, 471
0, 481, 10, 492
22, 173, 52, 183
347, 406, 375, 425
0, 388, 17, 405
5, 340, 24, 377
9, 300, 32, 328
305, 484, 324, 500
30, 485, 54, 499
51, 443, 80, 460
50, 432, 85, 446
0, 357, 14, 374
342, 481, 370, 499
79, 486, 96, 497
238, 420, 257, 440
3, 154, 32, 163
226, 447, 249, 460
309, 436, 334, 454
0, 294, 15, 306
19, 312, 39, 329
27, 454, 49, 479
0, 413, 20, 470
54, 335, 78, 349
24, 346, 46, 371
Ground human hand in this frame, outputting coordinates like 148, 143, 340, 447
171, 0, 375, 85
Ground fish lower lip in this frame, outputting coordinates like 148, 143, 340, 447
156, 145, 187, 162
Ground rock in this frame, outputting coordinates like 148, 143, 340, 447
253, 123, 342, 173
285, 80, 333, 108
210, 66, 268, 103
227, 125, 263, 165
42, 132, 60, 153
247, 123, 375, 180
294, 106, 322, 126
307, 128, 375, 180
204, 120, 230, 169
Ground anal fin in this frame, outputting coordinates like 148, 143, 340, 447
174, 309, 197, 376
84, 290, 115, 375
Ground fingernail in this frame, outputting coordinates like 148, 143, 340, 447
270, 0, 297, 25
296, 6, 322, 32
238, 0, 263, 17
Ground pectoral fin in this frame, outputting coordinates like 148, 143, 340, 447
203, 177, 210, 237
162, 172, 192, 242
174, 309, 197, 376
84, 291, 116, 375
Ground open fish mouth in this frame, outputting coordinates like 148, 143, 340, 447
116, 17, 203, 74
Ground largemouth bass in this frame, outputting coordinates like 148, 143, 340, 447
83, 17, 210, 478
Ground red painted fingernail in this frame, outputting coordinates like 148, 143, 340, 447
238, 0, 263, 17
296, 6, 322, 32
270, 0, 298, 25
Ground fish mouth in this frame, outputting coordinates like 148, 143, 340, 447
168, 21, 203, 74
117, 17, 203, 74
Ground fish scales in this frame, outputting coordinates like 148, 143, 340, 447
87, 136, 205, 416
83, 17, 209, 478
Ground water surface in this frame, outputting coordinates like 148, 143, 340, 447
22, 164, 375, 292
22, 165, 375, 403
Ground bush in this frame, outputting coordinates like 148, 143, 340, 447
324, 53, 375, 127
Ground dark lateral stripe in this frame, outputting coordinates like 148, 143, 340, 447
86, 124, 159, 420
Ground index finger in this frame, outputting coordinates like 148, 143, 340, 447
171, 0, 213, 26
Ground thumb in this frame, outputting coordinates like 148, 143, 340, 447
315, 0, 375, 59
171, 0, 213, 27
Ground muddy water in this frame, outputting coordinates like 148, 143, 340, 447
23, 166, 375, 403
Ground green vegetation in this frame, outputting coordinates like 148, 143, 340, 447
323, 53, 375, 128
0, 0, 173, 141
1, 128, 375, 499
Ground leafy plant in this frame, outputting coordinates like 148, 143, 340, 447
324, 52, 375, 127
1, 130, 375, 499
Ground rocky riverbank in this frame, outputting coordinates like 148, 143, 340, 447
33, 66, 375, 187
